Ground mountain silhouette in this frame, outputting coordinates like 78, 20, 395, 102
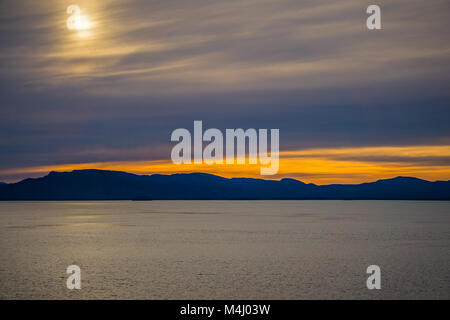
0, 169, 449, 200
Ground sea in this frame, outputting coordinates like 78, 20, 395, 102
0, 200, 448, 299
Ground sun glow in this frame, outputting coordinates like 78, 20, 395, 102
66, 5, 92, 31
73, 15, 92, 30
2, 145, 450, 184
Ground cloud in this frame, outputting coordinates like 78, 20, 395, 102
0, 0, 449, 181
1, 0, 449, 94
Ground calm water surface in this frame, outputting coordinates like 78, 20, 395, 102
0, 201, 449, 299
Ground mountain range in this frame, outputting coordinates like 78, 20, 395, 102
0, 169, 449, 200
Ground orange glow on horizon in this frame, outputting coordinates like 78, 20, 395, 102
1, 145, 449, 185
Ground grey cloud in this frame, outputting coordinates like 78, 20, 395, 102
0, 0, 449, 179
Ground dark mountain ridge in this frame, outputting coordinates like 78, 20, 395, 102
0, 169, 449, 200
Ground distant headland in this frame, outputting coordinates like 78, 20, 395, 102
0, 169, 449, 200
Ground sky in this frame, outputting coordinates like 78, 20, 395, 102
0, 0, 449, 184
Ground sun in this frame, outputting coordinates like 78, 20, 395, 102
73, 15, 92, 30
66, 5, 92, 31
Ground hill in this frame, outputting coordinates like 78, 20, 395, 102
0, 170, 448, 200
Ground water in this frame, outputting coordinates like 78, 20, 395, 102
0, 201, 448, 299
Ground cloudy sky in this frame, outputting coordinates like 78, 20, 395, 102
0, 0, 449, 183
